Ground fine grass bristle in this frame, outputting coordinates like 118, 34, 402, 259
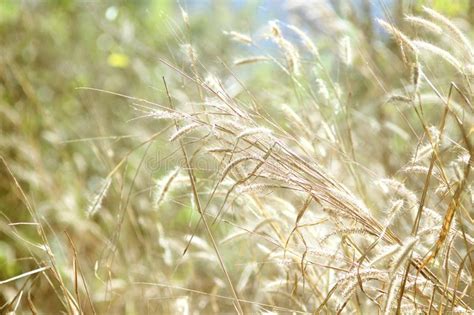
223, 30, 253, 45
422, 6, 474, 59
377, 18, 418, 64
237, 127, 272, 139
339, 36, 352, 66
169, 123, 202, 141
87, 177, 111, 217
153, 167, 181, 210
412, 40, 462, 70
286, 24, 319, 57
404, 15, 443, 35
268, 20, 301, 76
233, 55, 270, 66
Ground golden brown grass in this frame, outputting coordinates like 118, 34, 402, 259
1, 3, 473, 314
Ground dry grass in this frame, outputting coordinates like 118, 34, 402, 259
1, 3, 473, 314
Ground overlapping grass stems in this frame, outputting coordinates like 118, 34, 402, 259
2, 4, 473, 314
138, 6, 473, 313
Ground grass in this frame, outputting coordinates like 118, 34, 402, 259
0, 1, 473, 314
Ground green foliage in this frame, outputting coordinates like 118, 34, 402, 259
0, 1, 20, 24
430, 0, 468, 16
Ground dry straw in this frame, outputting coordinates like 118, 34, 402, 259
7, 4, 473, 314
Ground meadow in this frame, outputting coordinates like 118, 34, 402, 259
0, 1, 473, 313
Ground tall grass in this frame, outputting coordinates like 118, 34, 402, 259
1, 2, 473, 314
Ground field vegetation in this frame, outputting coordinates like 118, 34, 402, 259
0, 1, 473, 313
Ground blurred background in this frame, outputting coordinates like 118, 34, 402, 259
0, 0, 472, 313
